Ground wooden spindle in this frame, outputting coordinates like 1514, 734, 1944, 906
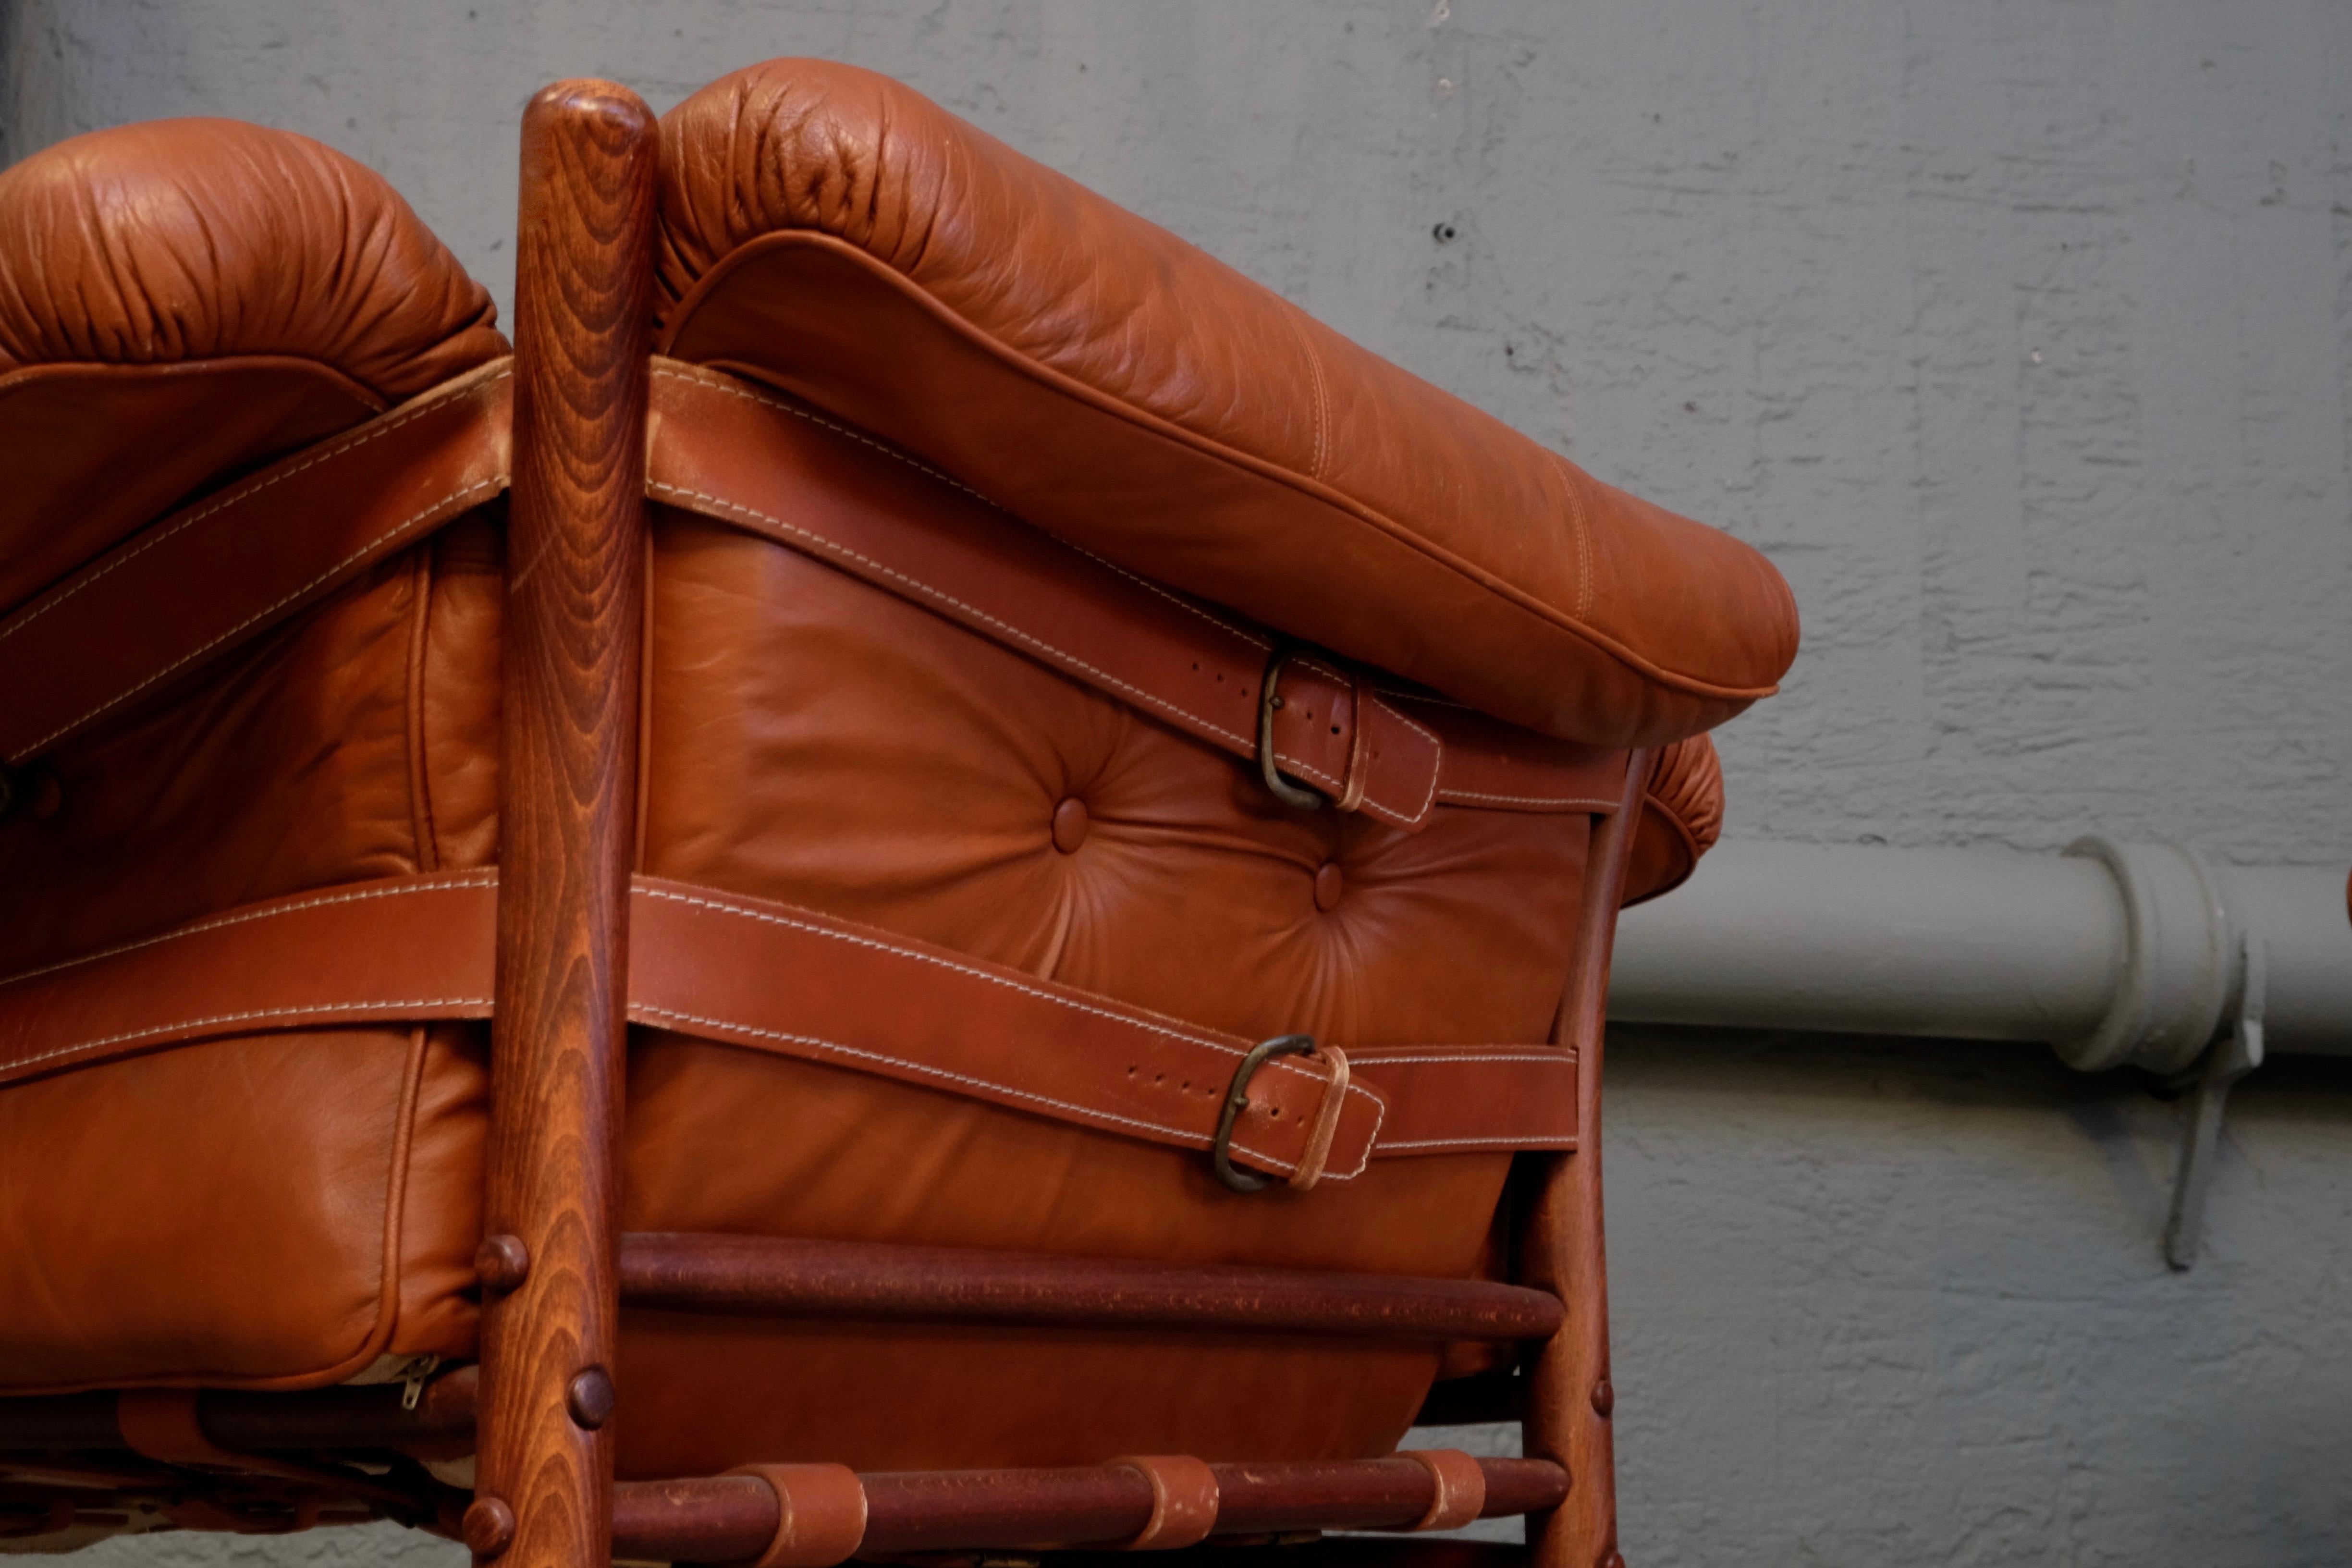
1523, 749, 1649, 1568
471, 78, 656, 1568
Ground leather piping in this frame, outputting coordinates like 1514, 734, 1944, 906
0, 873, 1580, 1182
659, 229, 1783, 705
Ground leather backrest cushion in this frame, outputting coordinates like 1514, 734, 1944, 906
0, 118, 506, 609
654, 59, 1799, 749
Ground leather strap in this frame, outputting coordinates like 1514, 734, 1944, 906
1399, 1449, 1487, 1532
0, 359, 1624, 828
723, 1464, 868, 1568
649, 361, 1627, 829
1109, 1456, 1220, 1549
0, 359, 513, 765
0, 873, 1577, 1182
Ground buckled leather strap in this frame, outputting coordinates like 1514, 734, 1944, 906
648, 361, 1627, 829
0, 360, 1624, 828
0, 873, 1578, 1181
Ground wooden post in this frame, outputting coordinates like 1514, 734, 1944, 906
469, 79, 657, 1568
1522, 749, 1649, 1568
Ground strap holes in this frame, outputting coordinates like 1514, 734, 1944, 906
1330, 724, 1341, 735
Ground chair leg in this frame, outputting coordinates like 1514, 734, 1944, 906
468, 81, 658, 1568
1522, 750, 1647, 1568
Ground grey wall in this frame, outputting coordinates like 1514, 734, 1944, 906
4, 1, 2347, 1563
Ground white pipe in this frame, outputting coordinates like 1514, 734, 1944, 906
1609, 839, 2352, 1067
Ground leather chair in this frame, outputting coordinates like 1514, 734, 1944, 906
0, 61, 1795, 1568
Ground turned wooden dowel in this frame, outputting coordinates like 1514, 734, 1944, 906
616, 1231, 1566, 1340
1521, 749, 1648, 1568
606, 1456, 1569, 1562
472, 77, 657, 1568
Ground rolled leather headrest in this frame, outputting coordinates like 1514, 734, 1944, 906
1625, 734, 1726, 904
0, 118, 506, 610
653, 59, 1798, 750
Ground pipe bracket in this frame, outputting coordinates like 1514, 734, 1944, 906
2161, 930, 2265, 1271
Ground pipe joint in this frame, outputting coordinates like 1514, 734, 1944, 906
2058, 837, 2234, 1075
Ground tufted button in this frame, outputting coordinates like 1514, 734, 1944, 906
1052, 797, 1091, 854
1313, 861, 1344, 912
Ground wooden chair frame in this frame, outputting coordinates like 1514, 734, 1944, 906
0, 82, 1640, 1568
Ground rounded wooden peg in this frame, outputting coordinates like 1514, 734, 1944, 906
473, 1234, 530, 1292
1591, 1377, 1615, 1418
462, 1495, 516, 1559
566, 1365, 616, 1430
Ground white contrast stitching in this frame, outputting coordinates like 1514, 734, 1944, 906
1376, 1134, 1576, 1151
20, 476, 507, 757
634, 883, 1383, 1119
632, 1003, 1360, 1178
662, 364, 1625, 831
1376, 688, 1472, 711
0, 368, 509, 646
1371, 697, 1444, 822
659, 365, 1460, 819
647, 481, 1260, 754
652, 364, 995, 507
632, 1002, 1369, 1182
1062, 538, 1274, 650
1267, 658, 1433, 826
664, 364, 1276, 652
1435, 790, 1615, 809
1345, 1051, 1571, 1067
1279, 307, 1332, 481
0, 998, 491, 1079
0, 874, 497, 990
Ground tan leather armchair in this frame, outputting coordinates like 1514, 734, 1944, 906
0, 61, 1793, 1568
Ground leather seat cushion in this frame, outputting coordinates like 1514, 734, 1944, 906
657, 59, 1798, 748
0, 496, 1593, 1468
0, 118, 507, 612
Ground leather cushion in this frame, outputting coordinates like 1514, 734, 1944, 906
0, 118, 506, 610
655, 59, 1798, 749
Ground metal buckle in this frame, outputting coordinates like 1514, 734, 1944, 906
1256, 647, 1326, 810
1212, 1035, 1317, 1192
1210, 1033, 1351, 1194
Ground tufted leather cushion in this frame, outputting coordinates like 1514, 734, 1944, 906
0, 118, 506, 611
0, 75, 1749, 1471
656, 59, 1798, 750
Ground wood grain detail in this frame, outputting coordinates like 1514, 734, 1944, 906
474, 77, 657, 1568
1522, 749, 1649, 1568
